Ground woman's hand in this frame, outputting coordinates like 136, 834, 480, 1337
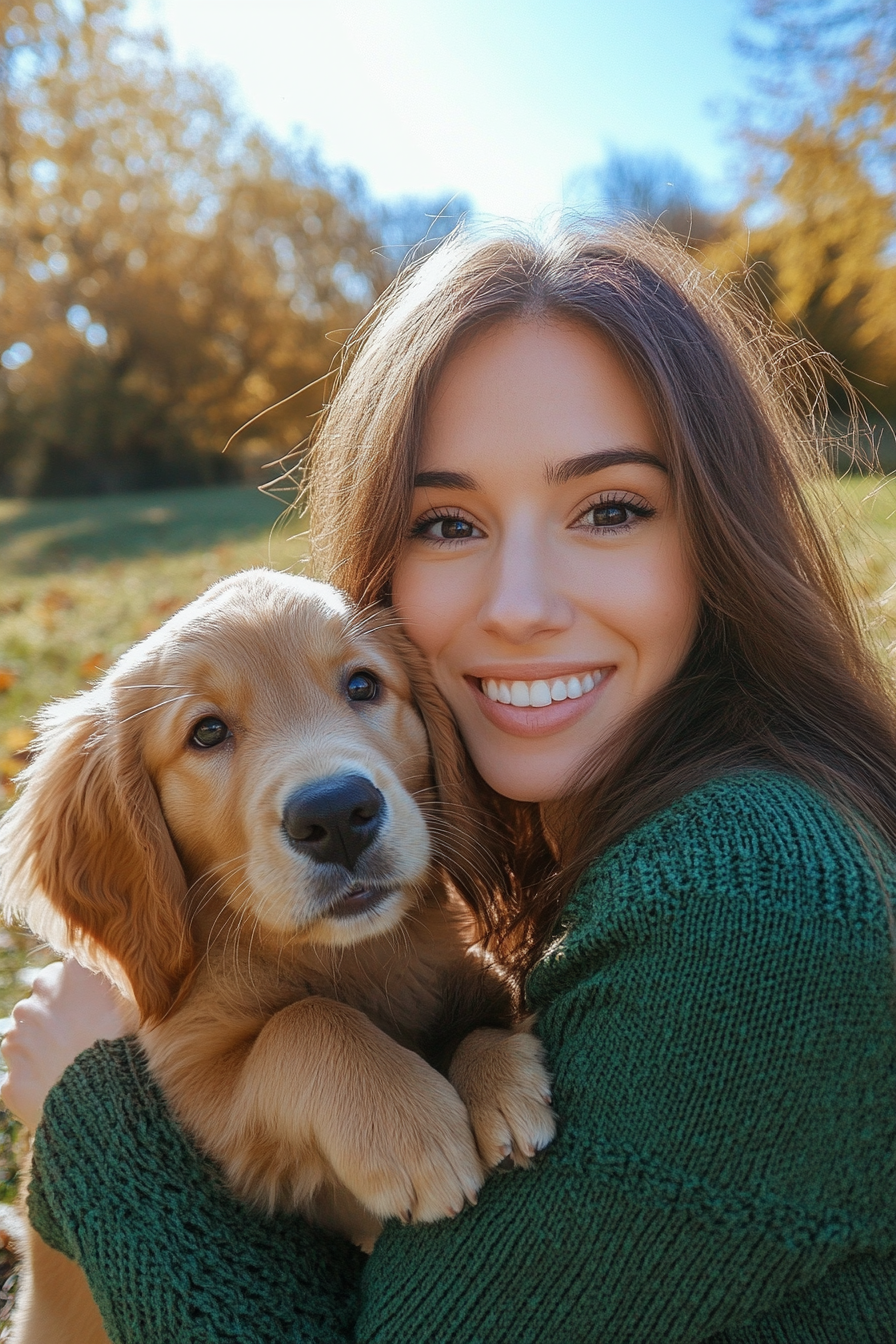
0, 960, 137, 1130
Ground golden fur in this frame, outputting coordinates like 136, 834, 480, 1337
0, 568, 554, 1344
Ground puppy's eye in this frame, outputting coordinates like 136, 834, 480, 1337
191, 716, 230, 748
346, 671, 379, 703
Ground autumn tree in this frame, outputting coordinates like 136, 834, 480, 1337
0, 0, 391, 495
709, 0, 896, 427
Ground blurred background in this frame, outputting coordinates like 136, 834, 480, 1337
0, 0, 894, 1293
2, 0, 895, 499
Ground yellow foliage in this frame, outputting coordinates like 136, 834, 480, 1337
705, 22, 896, 419
0, 0, 390, 494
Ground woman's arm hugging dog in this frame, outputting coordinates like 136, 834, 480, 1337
0, 570, 554, 1339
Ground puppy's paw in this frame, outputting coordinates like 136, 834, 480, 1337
449, 1026, 556, 1170
323, 1053, 484, 1226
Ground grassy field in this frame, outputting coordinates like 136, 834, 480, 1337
831, 474, 896, 650
0, 483, 301, 768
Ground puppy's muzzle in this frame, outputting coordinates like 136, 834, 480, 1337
282, 774, 385, 871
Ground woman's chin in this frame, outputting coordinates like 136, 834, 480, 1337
467, 743, 595, 803
457, 681, 615, 802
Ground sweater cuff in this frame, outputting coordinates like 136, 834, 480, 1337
28, 1037, 148, 1257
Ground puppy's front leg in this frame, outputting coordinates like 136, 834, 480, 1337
222, 997, 484, 1225
449, 1023, 556, 1169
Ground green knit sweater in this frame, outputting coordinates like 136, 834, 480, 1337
28, 772, 896, 1343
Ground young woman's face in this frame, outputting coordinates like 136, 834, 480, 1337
392, 318, 700, 802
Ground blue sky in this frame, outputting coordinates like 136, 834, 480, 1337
134, 0, 748, 221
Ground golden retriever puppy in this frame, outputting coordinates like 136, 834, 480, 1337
0, 569, 554, 1344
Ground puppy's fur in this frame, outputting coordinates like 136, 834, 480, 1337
0, 570, 554, 1344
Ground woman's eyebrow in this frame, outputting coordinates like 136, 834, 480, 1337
413, 469, 478, 489
546, 446, 667, 484
413, 448, 665, 492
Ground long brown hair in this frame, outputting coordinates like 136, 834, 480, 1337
307, 222, 896, 976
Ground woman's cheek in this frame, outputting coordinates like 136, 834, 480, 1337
392, 559, 468, 664
627, 545, 699, 691
573, 538, 697, 696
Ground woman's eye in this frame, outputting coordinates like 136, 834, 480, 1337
589, 503, 631, 527
191, 716, 230, 748
576, 498, 654, 531
412, 514, 481, 542
346, 671, 379, 702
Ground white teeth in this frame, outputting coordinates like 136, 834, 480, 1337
510, 681, 529, 707
530, 680, 552, 707
481, 670, 605, 708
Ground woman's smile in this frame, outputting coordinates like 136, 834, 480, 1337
392, 317, 700, 801
464, 665, 614, 738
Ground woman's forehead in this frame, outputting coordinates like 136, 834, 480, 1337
419, 317, 661, 477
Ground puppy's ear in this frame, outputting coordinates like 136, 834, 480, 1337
0, 692, 193, 1024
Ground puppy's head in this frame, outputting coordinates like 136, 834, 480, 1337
0, 570, 469, 1022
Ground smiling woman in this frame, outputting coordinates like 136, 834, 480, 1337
309, 224, 896, 974
5, 223, 896, 1343
393, 318, 698, 800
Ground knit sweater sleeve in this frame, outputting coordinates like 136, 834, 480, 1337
357, 772, 896, 1342
28, 1036, 363, 1344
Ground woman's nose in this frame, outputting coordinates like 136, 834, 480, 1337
477, 529, 574, 645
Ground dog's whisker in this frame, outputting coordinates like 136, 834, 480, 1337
118, 692, 201, 724
240, 904, 266, 1004
188, 863, 253, 926
188, 856, 252, 904
189, 858, 250, 900
199, 890, 254, 965
343, 604, 399, 639
118, 683, 190, 691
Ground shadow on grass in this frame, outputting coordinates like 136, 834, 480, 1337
0, 485, 290, 576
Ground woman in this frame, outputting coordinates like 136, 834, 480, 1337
4, 224, 896, 1342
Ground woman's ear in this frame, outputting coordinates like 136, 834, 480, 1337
0, 691, 194, 1024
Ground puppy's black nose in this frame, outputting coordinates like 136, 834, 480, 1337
282, 774, 384, 871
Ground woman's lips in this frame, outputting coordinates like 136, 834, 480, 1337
465, 670, 613, 738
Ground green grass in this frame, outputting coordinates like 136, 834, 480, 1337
826, 474, 896, 654
0, 484, 289, 574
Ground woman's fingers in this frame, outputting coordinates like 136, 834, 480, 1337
1, 960, 136, 1130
